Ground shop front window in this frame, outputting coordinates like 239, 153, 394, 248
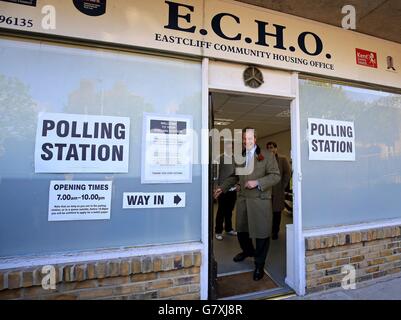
0, 37, 202, 256
300, 79, 401, 229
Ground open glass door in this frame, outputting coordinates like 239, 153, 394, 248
208, 92, 218, 299
209, 91, 295, 299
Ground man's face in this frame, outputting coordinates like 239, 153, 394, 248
267, 144, 277, 155
242, 130, 256, 151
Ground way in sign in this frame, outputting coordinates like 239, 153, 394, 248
123, 192, 186, 209
127, 194, 164, 206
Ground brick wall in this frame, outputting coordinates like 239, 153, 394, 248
0, 251, 201, 300
305, 225, 401, 293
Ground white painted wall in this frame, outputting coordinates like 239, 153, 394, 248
209, 61, 295, 98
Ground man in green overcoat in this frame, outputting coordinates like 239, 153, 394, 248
214, 128, 280, 281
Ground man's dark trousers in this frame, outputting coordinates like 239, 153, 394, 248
237, 232, 270, 268
215, 191, 237, 234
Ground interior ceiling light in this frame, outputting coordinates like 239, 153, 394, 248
275, 110, 291, 118
214, 118, 234, 125
214, 121, 232, 126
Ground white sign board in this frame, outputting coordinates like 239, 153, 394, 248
123, 192, 186, 209
308, 118, 355, 161
48, 181, 112, 221
35, 112, 130, 173
1, 0, 400, 89
142, 113, 193, 183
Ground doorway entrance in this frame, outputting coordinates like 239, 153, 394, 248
209, 91, 295, 299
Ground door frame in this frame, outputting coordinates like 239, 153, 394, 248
201, 58, 305, 297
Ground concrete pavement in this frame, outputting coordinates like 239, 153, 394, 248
286, 274, 401, 300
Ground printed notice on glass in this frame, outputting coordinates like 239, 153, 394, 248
308, 118, 355, 161
142, 113, 193, 183
35, 112, 130, 173
48, 181, 112, 221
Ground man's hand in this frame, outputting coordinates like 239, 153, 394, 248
213, 187, 223, 199
245, 180, 259, 189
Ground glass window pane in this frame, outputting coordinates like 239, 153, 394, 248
300, 79, 401, 229
0, 38, 202, 256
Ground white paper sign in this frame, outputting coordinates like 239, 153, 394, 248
48, 181, 112, 221
35, 112, 130, 173
142, 113, 193, 183
123, 192, 186, 209
308, 118, 355, 161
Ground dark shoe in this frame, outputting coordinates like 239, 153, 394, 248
233, 252, 253, 262
253, 267, 264, 281
272, 234, 278, 240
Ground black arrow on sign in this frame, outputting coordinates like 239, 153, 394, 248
174, 195, 182, 205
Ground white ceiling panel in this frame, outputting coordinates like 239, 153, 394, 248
227, 95, 268, 105
212, 93, 230, 108
216, 102, 257, 113
212, 92, 290, 138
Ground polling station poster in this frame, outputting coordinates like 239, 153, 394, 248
308, 118, 355, 161
48, 181, 112, 221
35, 112, 130, 173
142, 113, 193, 184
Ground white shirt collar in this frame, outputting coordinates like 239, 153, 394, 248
246, 145, 257, 155
245, 145, 257, 167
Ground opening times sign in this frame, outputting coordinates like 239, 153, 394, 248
308, 118, 355, 161
48, 181, 112, 221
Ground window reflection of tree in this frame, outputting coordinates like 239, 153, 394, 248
0, 74, 36, 157
65, 80, 154, 118
301, 80, 401, 189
